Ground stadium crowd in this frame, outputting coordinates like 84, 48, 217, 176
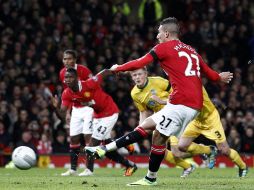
0, 0, 254, 165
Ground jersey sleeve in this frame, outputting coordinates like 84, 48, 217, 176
116, 53, 154, 72
199, 55, 220, 82
151, 43, 168, 60
80, 66, 92, 80
131, 90, 146, 112
61, 90, 72, 108
85, 75, 102, 90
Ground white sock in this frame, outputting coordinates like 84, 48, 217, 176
105, 142, 117, 151
146, 170, 157, 179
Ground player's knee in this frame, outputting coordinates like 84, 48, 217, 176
219, 146, 230, 156
171, 151, 181, 158
178, 144, 188, 152
70, 136, 80, 144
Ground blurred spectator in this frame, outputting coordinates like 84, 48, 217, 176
37, 133, 52, 155
12, 110, 30, 146
227, 128, 241, 152
241, 127, 254, 153
112, 0, 131, 17
16, 131, 37, 153
140, 139, 151, 154
138, 0, 163, 27
52, 131, 69, 153
0, 121, 12, 165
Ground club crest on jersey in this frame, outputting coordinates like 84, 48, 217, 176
147, 100, 156, 108
84, 92, 91, 97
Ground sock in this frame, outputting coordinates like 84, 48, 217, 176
70, 144, 80, 171
145, 144, 166, 182
229, 149, 246, 169
114, 126, 148, 150
187, 142, 211, 155
164, 150, 191, 169
86, 154, 94, 172
105, 151, 134, 167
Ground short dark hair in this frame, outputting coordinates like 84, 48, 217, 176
66, 68, 78, 77
64, 49, 77, 59
160, 17, 180, 35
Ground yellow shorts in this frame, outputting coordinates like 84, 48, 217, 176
182, 109, 226, 144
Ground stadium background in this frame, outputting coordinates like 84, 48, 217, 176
0, 0, 253, 167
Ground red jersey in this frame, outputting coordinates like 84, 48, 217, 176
59, 64, 92, 88
61, 75, 119, 118
116, 40, 220, 110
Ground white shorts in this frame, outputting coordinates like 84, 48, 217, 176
92, 113, 118, 141
151, 103, 199, 137
69, 106, 94, 136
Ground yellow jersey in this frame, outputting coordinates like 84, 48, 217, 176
131, 77, 215, 123
131, 77, 171, 112
196, 87, 216, 122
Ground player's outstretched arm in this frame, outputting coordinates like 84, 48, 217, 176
110, 53, 154, 72
96, 69, 112, 77
92, 69, 113, 83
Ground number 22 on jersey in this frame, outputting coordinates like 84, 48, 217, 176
178, 51, 200, 77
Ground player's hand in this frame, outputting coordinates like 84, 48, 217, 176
219, 72, 233, 83
150, 95, 167, 105
51, 95, 59, 108
150, 95, 161, 103
65, 111, 71, 125
110, 64, 119, 71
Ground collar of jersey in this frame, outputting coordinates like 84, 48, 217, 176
137, 78, 149, 90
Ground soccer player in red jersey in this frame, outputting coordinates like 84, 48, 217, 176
53, 68, 137, 176
58, 50, 94, 176
85, 17, 233, 185
59, 49, 92, 88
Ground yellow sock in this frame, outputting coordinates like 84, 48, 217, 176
164, 150, 191, 169
187, 142, 211, 155
229, 149, 246, 169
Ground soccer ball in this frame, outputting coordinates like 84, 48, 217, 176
12, 146, 36, 170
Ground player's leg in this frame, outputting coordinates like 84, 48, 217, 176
164, 149, 195, 177
79, 107, 94, 176
177, 120, 218, 169
178, 121, 212, 155
61, 134, 80, 176
62, 106, 93, 176
99, 114, 137, 175
85, 117, 155, 158
62, 107, 85, 176
80, 137, 99, 176
103, 139, 137, 176
208, 110, 248, 177
166, 136, 195, 177
128, 103, 198, 186
216, 140, 248, 177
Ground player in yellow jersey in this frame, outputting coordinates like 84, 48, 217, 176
130, 67, 212, 177
146, 70, 248, 177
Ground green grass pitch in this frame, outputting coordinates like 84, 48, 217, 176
0, 167, 252, 190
